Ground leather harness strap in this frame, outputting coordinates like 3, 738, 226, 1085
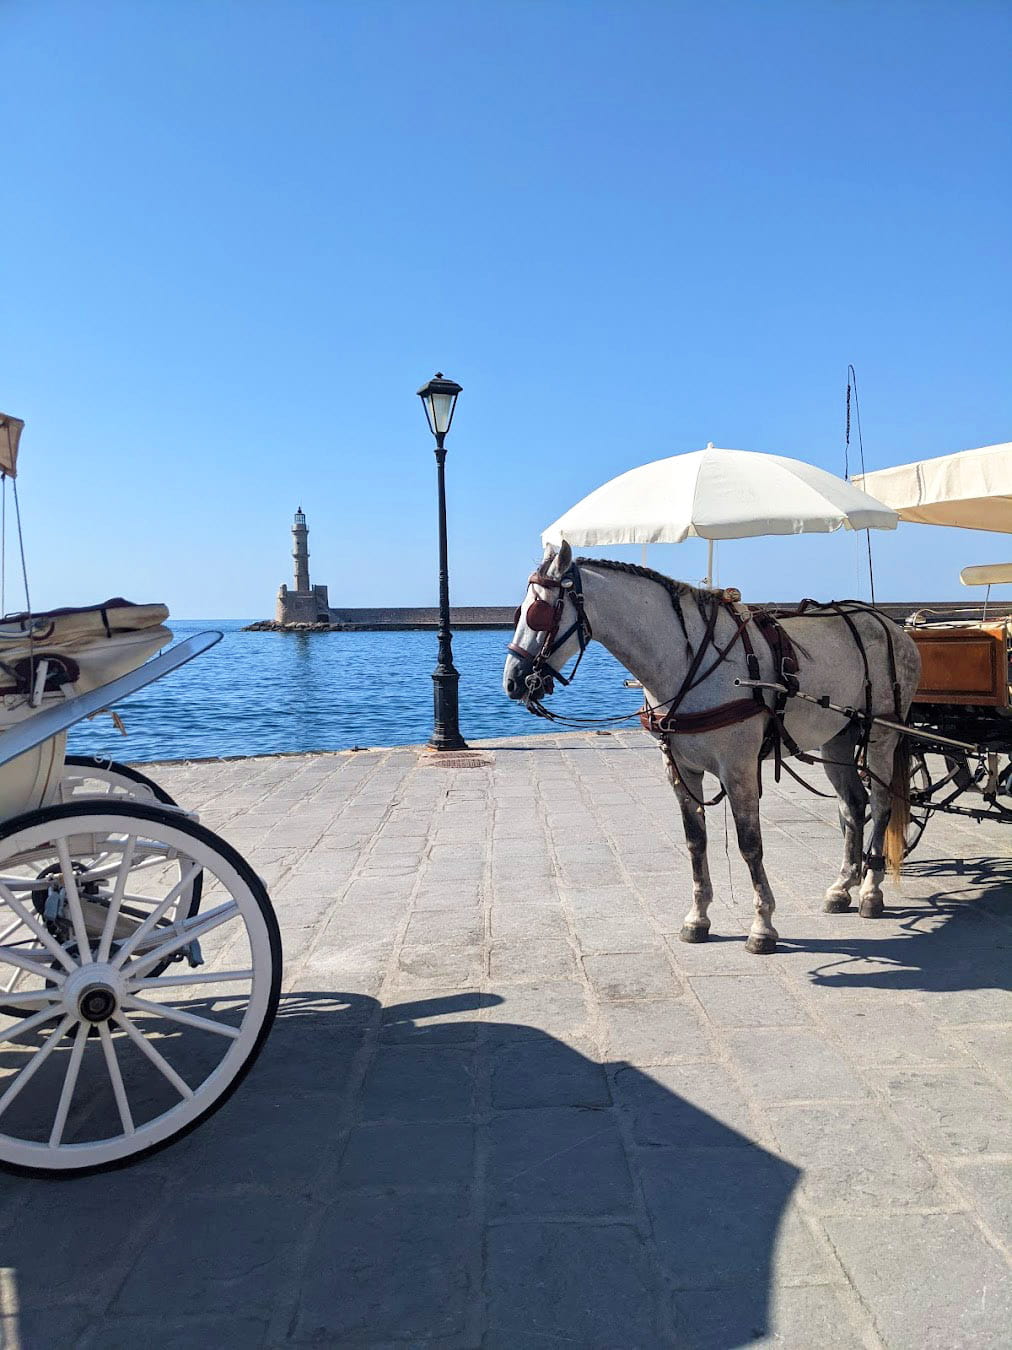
639, 600, 800, 741
646, 697, 767, 734
639, 599, 823, 797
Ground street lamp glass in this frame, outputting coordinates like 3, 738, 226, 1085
417, 373, 462, 438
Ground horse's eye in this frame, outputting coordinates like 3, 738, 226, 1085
526, 598, 556, 632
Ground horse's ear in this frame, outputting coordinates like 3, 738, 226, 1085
555, 539, 572, 574
541, 541, 555, 567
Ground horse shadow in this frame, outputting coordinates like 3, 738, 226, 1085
785, 853, 1012, 997
0, 989, 804, 1349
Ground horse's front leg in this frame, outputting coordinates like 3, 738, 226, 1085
660, 741, 714, 943
725, 771, 779, 955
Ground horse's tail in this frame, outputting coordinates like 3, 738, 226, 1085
884, 738, 910, 879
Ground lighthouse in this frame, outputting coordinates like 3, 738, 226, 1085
275, 507, 335, 626
292, 506, 310, 593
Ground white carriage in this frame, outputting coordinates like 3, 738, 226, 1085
0, 415, 281, 1175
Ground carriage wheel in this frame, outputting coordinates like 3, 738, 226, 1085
861, 749, 932, 858
59, 756, 178, 807
52, 757, 203, 982
0, 801, 281, 1176
902, 749, 932, 857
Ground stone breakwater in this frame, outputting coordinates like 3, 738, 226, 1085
243, 600, 978, 633
243, 606, 516, 632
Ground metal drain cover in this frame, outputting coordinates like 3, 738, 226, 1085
420, 752, 494, 769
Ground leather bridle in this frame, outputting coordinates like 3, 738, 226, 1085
506, 562, 593, 699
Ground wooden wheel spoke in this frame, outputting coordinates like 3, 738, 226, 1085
0, 879, 76, 973
55, 840, 93, 964
0, 1004, 63, 1045
0, 1015, 75, 1120
48, 1022, 88, 1147
121, 994, 241, 1040
0, 944, 63, 986
0, 991, 61, 1009
114, 1013, 194, 1100
97, 836, 137, 963
111, 863, 202, 968
126, 901, 239, 979
129, 969, 252, 991
98, 1024, 134, 1136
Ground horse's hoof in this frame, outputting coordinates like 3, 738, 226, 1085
823, 896, 852, 914
858, 900, 884, 919
745, 934, 777, 955
679, 924, 710, 944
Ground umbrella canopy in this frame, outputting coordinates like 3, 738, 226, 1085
960, 563, 1012, 586
0, 413, 23, 479
853, 443, 1012, 533
542, 445, 897, 547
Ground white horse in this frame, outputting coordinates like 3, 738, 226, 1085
503, 542, 921, 955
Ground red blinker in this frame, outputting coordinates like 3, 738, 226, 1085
525, 598, 557, 632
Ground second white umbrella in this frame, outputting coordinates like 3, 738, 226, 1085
542, 444, 897, 584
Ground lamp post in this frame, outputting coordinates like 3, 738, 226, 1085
417, 372, 468, 750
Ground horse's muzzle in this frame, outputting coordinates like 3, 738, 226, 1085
519, 670, 555, 703
504, 656, 554, 703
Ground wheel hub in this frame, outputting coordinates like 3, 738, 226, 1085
78, 984, 117, 1023
61, 961, 124, 1026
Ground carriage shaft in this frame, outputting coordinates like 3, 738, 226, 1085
734, 678, 985, 755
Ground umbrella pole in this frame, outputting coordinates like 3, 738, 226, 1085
704, 538, 714, 588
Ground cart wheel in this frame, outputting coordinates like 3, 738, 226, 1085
54, 757, 202, 980
862, 750, 933, 858
0, 758, 205, 1016
903, 749, 932, 857
0, 801, 281, 1176
59, 755, 177, 806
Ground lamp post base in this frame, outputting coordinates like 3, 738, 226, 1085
430, 665, 468, 751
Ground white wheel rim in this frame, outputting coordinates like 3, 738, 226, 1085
57, 765, 159, 803
0, 810, 274, 1172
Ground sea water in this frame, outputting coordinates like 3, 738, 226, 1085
65, 620, 644, 763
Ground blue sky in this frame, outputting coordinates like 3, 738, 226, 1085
2, 0, 1010, 617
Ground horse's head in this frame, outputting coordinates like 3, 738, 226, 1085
503, 539, 591, 705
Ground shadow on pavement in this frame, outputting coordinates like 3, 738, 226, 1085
792, 859, 1011, 996
0, 989, 803, 1348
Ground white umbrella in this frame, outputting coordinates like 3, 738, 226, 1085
852, 443, 1012, 533
0, 413, 23, 478
542, 444, 897, 584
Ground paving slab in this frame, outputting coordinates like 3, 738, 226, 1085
766, 1101, 951, 1211
1, 732, 1007, 1348
486, 1106, 634, 1217
822, 1211, 1012, 1348
485, 1222, 662, 1348
672, 1284, 867, 1350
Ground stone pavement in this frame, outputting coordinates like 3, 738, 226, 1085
1, 730, 1009, 1348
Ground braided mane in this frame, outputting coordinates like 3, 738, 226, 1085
574, 556, 716, 607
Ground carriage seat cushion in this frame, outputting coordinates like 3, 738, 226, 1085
0, 599, 170, 645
